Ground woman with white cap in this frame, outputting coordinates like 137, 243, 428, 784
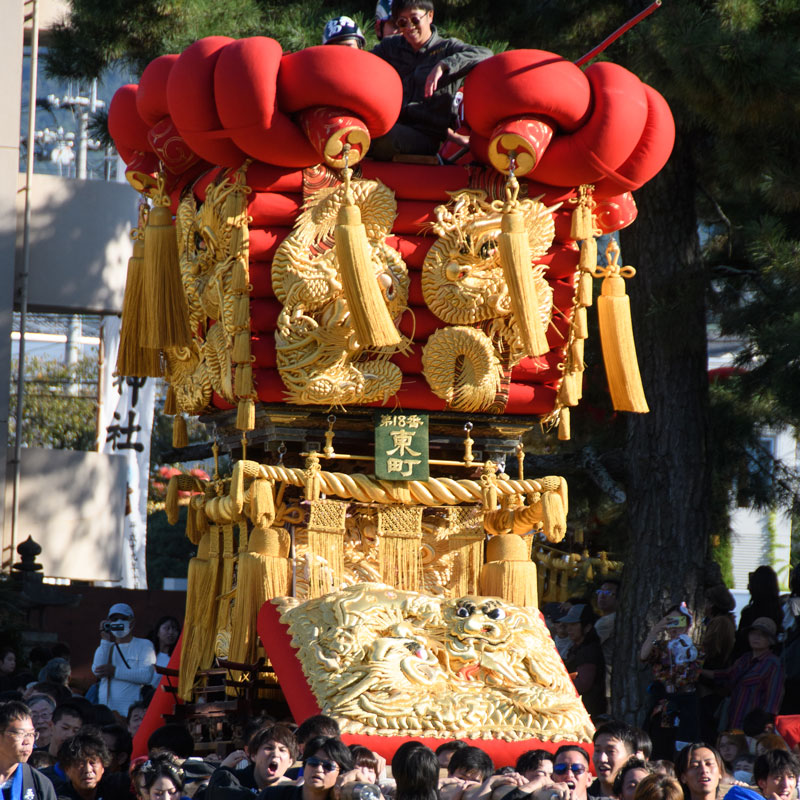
91, 603, 156, 716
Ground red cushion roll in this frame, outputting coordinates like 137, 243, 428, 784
531, 62, 649, 188
464, 50, 592, 138
179, 130, 247, 169
249, 261, 273, 298
510, 351, 562, 382
539, 243, 580, 279
249, 298, 283, 333
109, 85, 152, 154
245, 163, 304, 193
250, 334, 276, 367
408, 271, 424, 306
277, 47, 402, 136
594, 192, 638, 234
504, 381, 557, 414
360, 161, 472, 201
398, 307, 446, 340
248, 192, 302, 227
384, 235, 435, 268
115, 143, 159, 173
250, 228, 291, 261
137, 54, 179, 127
592, 84, 675, 196
394, 200, 437, 235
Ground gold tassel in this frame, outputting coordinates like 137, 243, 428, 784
558, 407, 571, 440
163, 385, 177, 415
579, 236, 598, 272
597, 241, 649, 413
236, 398, 255, 431
117, 218, 163, 377
227, 526, 291, 667
177, 532, 213, 700
166, 477, 180, 526
216, 525, 237, 641
570, 338, 585, 372
195, 526, 223, 672
185, 502, 198, 544
250, 478, 276, 529
172, 415, 188, 449
446, 505, 484, 597
140, 177, 192, 350
377, 505, 423, 592
480, 534, 538, 608
235, 363, 254, 398
574, 306, 589, 339
541, 491, 566, 542
196, 499, 209, 536
335, 161, 401, 348
558, 372, 580, 407
570, 204, 589, 241
232, 331, 250, 365
232, 295, 250, 330
498, 175, 550, 358
231, 257, 248, 294
306, 499, 347, 598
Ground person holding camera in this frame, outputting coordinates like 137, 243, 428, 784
91, 603, 155, 716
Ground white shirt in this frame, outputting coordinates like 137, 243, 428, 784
92, 636, 156, 715
151, 651, 172, 687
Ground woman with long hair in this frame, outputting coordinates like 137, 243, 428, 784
734, 566, 782, 659
392, 742, 439, 800
148, 616, 182, 687
142, 754, 184, 800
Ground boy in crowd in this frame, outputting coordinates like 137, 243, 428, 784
754, 750, 800, 800
0, 701, 55, 799
590, 722, 637, 798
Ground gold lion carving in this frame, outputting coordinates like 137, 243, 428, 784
271, 179, 409, 406
274, 583, 594, 742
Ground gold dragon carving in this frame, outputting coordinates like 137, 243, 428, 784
275, 583, 594, 741
166, 171, 251, 414
271, 178, 409, 406
421, 190, 558, 412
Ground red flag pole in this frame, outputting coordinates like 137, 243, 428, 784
575, 1, 662, 67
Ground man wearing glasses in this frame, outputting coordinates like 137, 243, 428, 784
0, 701, 57, 799
370, 0, 492, 160
551, 747, 593, 800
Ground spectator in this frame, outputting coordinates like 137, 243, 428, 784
439, 746, 496, 800
100, 723, 132, 774
753, 749, 800, 800
375, 0, 397, 41
552, 745, 593, 800
647, 763, 675, 779
632, 729, 652, 762
435, 741, 467, 770
640, 604, 702, 757
630, 774, 682, 800
28, 695, 56, 750
147, 617, 181, 688
147, 724, 194, 760
393, 742, 439, 800
591, 722, 637, 798
45, 702, 85, 759
127, 702, 148, 740
349, 745, 380, 784
370, 0, 492, 160
733, 754, 756, 784
515, 751, 554, 782
542, 604, 571, 660
0, 700, 56, 799
130, 755, 149, 800
734, 567, 783, 660
702, 618, 785, 729
38, 659, 72, 693
142, 753, 184, 800
716, 731, 749, 773
322, 17, 366, 49
675, 744, 723, 800
211, 723, 297, 794
55, 731, 112, 799
594, 580, 619, 669
612, 759, 652, 800
562, 604, 606, 718
0, 648, 20, 693
294, 717, 340, 758
91, 603, 155, 717
755, 734, 789, 755
24, 683, 71, 705
291, 736, 354, 800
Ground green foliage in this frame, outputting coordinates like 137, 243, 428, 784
10, 356, 98, 450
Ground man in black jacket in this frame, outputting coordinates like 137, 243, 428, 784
370, 0, 491, 159
0, 700, 56, 800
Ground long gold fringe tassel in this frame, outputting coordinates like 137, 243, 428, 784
480, 534, 538, 608
306, 499, 347, 598
597, 240, 649, 413
497, 174, 550, 357
172, 415, 188, 448
447, 505, 484, 597
140, 175, 192, 350
377, 505, 423, 591
178, 532, 211, 700
335, 160, 400, 348
117, 208, 162, 377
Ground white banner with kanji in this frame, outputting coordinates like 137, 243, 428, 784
99, 315, 155, 588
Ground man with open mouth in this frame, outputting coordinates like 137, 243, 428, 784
590, 722, 636, 799
754, 749, 800, 800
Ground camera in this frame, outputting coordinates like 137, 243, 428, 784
339, 784, 383, 800
101, 621, 126, 633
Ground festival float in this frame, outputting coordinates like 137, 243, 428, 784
108, 13, 674, 762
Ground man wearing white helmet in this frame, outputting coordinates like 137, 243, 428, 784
322, 16, 366, 49
91, 603, 155, 716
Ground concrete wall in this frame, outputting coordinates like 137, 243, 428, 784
7, 448, 128, 580
15, 173, 136, 314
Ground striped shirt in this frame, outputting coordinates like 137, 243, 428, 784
714, 651, 785, 729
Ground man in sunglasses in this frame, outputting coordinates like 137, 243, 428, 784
551, 746, 593, 800
370, 0, 492, 160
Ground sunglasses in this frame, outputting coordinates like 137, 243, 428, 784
306, 757, 340, 773
395, 13, 429, 29
554, 764, 588, 776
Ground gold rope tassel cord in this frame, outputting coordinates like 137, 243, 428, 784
178, 531, 211, 700
596, 240, 649, 413
447, 505, 484, 597
480, 534, 538, 608
335, 150, 401, 348
172, 415, 188, 449
306, 499, 347, 599
497, 170, 550, 358
117, 208, 163, 378
377, 505, 423, 592
140, 174, 192, 350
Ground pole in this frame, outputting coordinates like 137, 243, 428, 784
575, 1, 662, 67
11, 0, 39, 563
